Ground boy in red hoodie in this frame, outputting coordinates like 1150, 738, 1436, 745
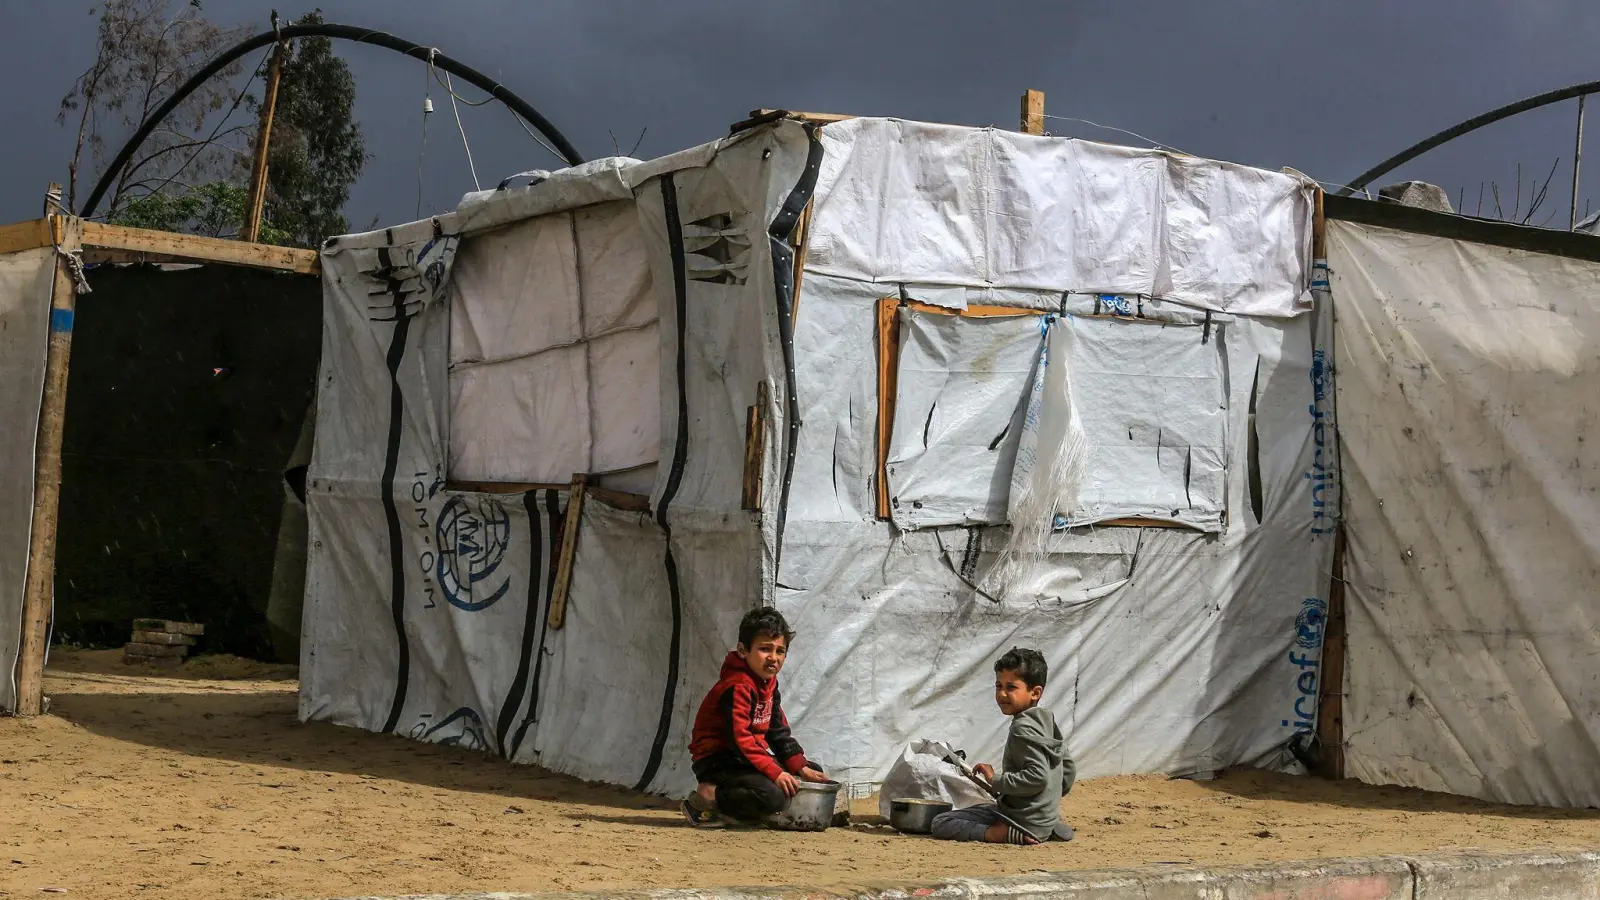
681, 607, 828, 827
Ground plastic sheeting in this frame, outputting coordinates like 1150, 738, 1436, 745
807, 118, 1317, 317
302, 116, 1330, 800
0, 248, 52, 713
449, 200, 659, 484
780, 271, 1338, 790
1328, 220, 1600, 808
300, 121, 817, 796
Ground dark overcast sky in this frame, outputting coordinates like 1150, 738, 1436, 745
5, 1, 1600, 230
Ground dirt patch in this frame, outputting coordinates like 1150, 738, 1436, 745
3, 650, 1598, 900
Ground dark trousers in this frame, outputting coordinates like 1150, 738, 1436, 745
692, 752, 787, 822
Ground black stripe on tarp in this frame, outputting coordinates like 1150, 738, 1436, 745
635, 173, 691, 793
497, 489, 546, 756
1323, 193, 1600, 264
377, 245, 414, 735
765, 124, 826, 575
508, 489, 566, 761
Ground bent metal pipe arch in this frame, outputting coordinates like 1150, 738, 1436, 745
1340, 80, 1600, 197
80, 22, 585, 219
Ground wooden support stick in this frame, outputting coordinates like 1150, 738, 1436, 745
875, 297, 901, 520
1313, 188, 1326, 259
241, 33, 288, 244
742, 381, 770, 510
15, 215, 81, 716
1315, 524, 1348, 779
1021, 89, 1046, 135
546, 475, 588, 631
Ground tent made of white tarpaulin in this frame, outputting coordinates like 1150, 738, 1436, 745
298, 116, 1335, 797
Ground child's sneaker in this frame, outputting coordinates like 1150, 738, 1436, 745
680, 795, 724, 828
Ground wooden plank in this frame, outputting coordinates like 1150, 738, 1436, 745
0, 219, 53, 256
80, 221, 319, 275
742, 381, 770, 510
749, 108, 856, 124
1020, 89, 1046, 135
903, 299, 1042, 318
1094, 518, 1201, 530
876, 297, 901, 520
546, 475, 588, 631
1312, 187, 1327, 259
1315, 524, 1348, 779
15, 217, 82, 716
790, 200, 813, 323
587, 487, 651, 513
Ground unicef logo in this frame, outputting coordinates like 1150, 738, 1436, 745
436, 495, 512, 611
1294, 597, 1328, 649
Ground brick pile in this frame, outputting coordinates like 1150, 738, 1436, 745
123, 619, 204, 668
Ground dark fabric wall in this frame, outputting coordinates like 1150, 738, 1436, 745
54, 264, 320, 658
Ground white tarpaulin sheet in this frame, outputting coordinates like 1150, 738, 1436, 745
806, 118, 1317, 317
449, 199, 659, 484
0, 247, 52, 713
302, 116, 1330, 798
301, 121, 817, 795
780, 271, 1337, 790
1329, 220, 1600, 808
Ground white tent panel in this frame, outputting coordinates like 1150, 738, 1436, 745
1329, 219, 1600, 808
0, 247, 54, 714
807, 118, 1315, 316
448, 199, 660, 484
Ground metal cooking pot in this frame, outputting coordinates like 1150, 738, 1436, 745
888, 798, 952, 834
766, 780, 842, 832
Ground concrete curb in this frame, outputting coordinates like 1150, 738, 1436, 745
325, 848, 1600, 900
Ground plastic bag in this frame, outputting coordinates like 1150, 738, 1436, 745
877, 739, 994, 820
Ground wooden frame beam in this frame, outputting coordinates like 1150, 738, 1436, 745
79, 221, 319, 275
748, 108, 856, 125
0, 219, 53, 256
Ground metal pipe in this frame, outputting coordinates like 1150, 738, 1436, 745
81, 22, 584, 219
1339, 80, 1600, 197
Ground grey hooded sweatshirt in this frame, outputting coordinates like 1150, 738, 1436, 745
992, 706, 1075, 840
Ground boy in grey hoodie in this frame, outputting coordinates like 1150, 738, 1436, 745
930, 648, 1075, 845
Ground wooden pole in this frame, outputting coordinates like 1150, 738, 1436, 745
241, 33, 288, 243
1020, 89, 1045, 135
15, 213, 81, 716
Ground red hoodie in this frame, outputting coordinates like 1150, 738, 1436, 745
688, 651, 810, 781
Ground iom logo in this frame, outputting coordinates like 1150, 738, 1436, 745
435, 495, 512, 611
411, 707, 491, 752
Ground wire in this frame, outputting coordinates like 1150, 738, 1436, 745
1041, 113, 1190, 155
418, 49, 433, 218
511, 109, 568, 167
444, 71, 481, 191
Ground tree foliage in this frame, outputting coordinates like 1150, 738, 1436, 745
59, 3, 366, 248
58, 0, 248, 216
261, 10, 367, 248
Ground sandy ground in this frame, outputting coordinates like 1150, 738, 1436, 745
2, 651, 1598, 900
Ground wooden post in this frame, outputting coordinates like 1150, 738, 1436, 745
875, 296, 902, 520
241, 32, 288, 244
742, 381, 770, 510
15, 213, 81, 716
1020, 89, 1046, 135
1315, 525, 1348, 779
546, 474, 588, 631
